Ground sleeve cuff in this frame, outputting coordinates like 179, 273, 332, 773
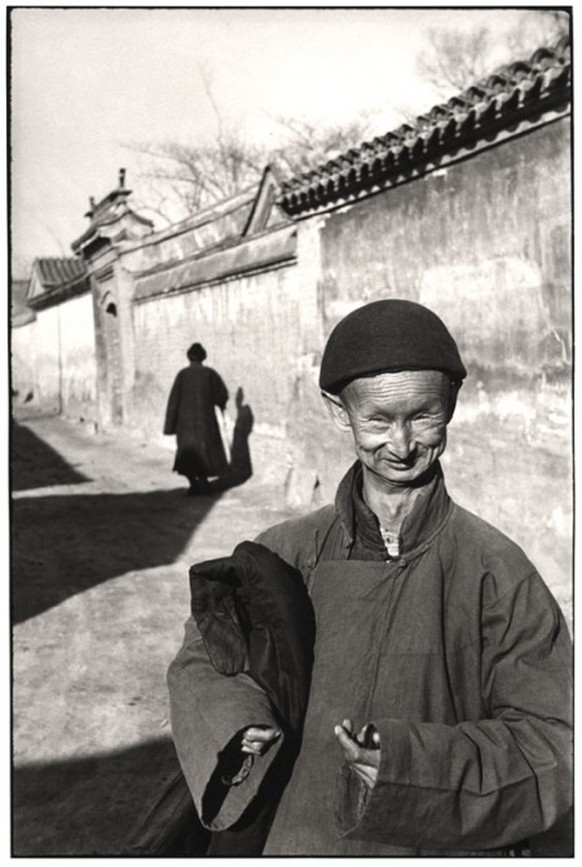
202, 731, 285, 830
334, 718, 412, 841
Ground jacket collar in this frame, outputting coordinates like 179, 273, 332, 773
334, 460, 453, 561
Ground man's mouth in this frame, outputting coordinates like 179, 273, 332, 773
382, 456, 417, 469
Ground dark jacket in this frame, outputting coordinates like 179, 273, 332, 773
169, 463, 572, 855
168, 541, 315, 855
189, 541, 316, 736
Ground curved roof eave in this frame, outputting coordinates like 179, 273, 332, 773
277, 36, 571, 217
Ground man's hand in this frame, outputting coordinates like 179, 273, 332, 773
241, 725, 281, 756
334, 718, 381, 788
220, 725, 281, 786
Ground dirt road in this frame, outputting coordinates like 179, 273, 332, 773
11, 408, 572, 855
11, 411, 297, 855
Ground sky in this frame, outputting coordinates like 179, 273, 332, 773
9, 4, 549, 273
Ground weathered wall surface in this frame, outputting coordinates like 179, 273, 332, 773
11, 293, 97, 419
30, 306, 60, 413
118, 119, 571, 509
121, 191, 255, 275
129, 259, 314, 483
282, 119, 572, 610
318, 119, 571, 380
249, 124, 574, 650
59, 293, 97, 419
126, 219, 325, 491
12, 322, 38, 402
294, 119, 572, 498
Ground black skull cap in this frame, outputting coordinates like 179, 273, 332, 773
319, 299, 467, 394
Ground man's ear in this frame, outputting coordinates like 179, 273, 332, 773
447, 380, 461, 422
321, 391, 352, 432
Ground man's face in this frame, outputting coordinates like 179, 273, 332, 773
338, 370, 453, 487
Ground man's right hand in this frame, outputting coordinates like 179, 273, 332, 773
241, 725, 281, 755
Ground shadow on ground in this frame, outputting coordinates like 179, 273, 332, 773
11, 487, 225, 623
11, 420, 90, 491
12, 737, 209, 856
11, 403, 257, 622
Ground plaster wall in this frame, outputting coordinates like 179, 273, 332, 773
12, 293, 96, 419
121, 197, 254, 274
23, 306, 60, 413
279, 120, 573, 623
283, 118, 572, 508
318, 119, 571, 380
12, 321, 38, 402
59, 293, 97, 419
122, 119, 571, 505
129, 260, 315, 486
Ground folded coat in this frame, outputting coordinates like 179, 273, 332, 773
168, 540, 316, 855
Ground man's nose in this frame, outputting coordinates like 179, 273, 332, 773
387, 421, 414, 459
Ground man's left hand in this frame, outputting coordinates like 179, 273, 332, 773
334, 718, 381, 788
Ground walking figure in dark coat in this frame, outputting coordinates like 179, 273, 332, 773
164, 343, 229, 495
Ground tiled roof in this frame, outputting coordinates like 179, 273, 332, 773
29, 257, 90, 310
72, 196, 153, 252
278, 36, 571, 216
11, 279, 35, 327
134, 224, 297, 302
72, 172, 154, 253
35, 257, 87, 288
157, 187, 258, 236
130, 186, 259, 260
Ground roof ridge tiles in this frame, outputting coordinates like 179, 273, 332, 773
278, 35, 570, 214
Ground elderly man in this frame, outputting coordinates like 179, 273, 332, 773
168, 300, 572, 856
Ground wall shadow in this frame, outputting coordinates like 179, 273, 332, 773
12, 487, 222, 623
11, 420, 91, 491
211, 386, 254, 493
12, 737, 209, 856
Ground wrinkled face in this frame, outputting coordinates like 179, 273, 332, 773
338, 370, 454, 487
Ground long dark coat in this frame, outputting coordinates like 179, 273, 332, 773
167, 462, 572, 856
164, 362, 229, 478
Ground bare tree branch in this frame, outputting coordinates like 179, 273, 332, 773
122, 11, 570, 227
417, 26, 492, 97
122, 67, 388, 223
506, 9, 569, 56
267, 113, 374, 179
124, 108, 373, 224
416, 11, 569, 100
